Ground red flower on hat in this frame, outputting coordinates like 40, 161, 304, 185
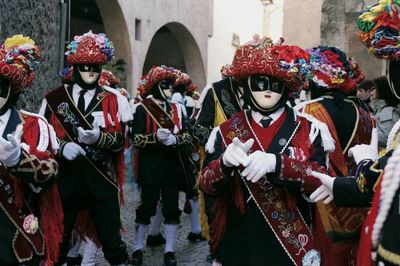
0, 35, 41, 92
98, 70, 120, 87
174, 70, 192, 87
230, 36, 310, 92
137, 65, 177, 97
187, 83, 197, 93
65, 31, 115, 66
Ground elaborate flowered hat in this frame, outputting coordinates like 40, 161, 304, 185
98, 69, 120, 87
0, 35, 41, 91
230, 36, 311, 92
307, 46, 365, 94
137, 65, 177, 96
174, 70, 192, 87
65, 31, 114, 65
358, 0, 400, 60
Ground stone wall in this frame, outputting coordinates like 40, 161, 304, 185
321, 0, 385, 80
0, 0, 61, 112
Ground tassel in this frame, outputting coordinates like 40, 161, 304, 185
75, 210, 101, 247
314, 210, 358, 266
39, 186, 64, 265
50, 114, 65, 140
210, 197, 228, 253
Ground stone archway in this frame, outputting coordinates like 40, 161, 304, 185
70, 0, 133, 89
143, 22, 206, 88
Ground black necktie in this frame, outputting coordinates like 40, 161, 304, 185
77, 90, 86, 113
260, 117, 272, 128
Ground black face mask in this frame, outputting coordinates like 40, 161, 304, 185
387, 60, 400, 100
151, 79, 174, 101
249, 75, 285, 93
242, 75, 288, 116
0, 77, 12, 115
72, 65, 102, 90
77, 64, 102, 73
0, 77, 10, 98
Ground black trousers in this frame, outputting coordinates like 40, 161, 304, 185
57, 179, 127, 265
136, 183, 181, 225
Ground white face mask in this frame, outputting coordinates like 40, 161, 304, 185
163, 88, 173, 98
79, 70, 100, 85
0, 82, 11, 110
250, 90, 283, 109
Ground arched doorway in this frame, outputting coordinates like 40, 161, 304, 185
143, 22, 206, 89
69, 0, 132, 89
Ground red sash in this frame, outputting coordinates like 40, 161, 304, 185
140, 97, 176, 131
219, 111, 318, 266
45, 86, 118, 188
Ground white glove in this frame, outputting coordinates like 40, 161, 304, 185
156, 128, 177, 146
310, 171, 334, 191
222, 137, 253, 167
348, 128, 378, 165
62, 142, 86, 160
309, 171, 335, 203
310, 185, 333, 204
77, 121, 101, 145
0, 125, 23, 167
241, 151, 276, 183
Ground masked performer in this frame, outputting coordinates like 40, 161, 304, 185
0, 35, 63, 266
295, 46, 374, 265
130, 65, 192, 266
310, 2, 400, 265
199, 37, 335, 266
40, 31, 132, 266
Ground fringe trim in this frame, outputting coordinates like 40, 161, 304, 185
205, 127, 220, 154
103, 86, 133, 123
296, 111, 335, 152
20, 110, 59, 151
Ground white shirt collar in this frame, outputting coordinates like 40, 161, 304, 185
0, 108, 12, 137
251, 107, 285, 126
72, 84, 96, 97
0, 108, 12, 125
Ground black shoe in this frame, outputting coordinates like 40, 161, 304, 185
66, 254, 83, 266
187, 232, 206, 242
164, 252, 177, 266
146, 233, 166, 246
131, 250, 143, 265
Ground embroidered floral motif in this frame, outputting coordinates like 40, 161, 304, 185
228, 117, 249, 140
57, 102, 80, 135
258, 186, 306, 253
23, 214, 39, 235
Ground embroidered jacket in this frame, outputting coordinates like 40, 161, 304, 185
0, 108, 62, 264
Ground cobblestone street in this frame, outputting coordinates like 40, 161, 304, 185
94, 184, 211, 265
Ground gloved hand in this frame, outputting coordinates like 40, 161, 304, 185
241, 151, 276, 183
62, 142, 86, 161
156, 128, 177, 146
0, 125, 23, 167
310, 171, 334, 191
77, 121, 101, 145
348, 128, 378, 165
310, 185, 333, 204
222, 137, 254, 167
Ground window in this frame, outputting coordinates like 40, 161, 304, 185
135, 19, 141, 41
